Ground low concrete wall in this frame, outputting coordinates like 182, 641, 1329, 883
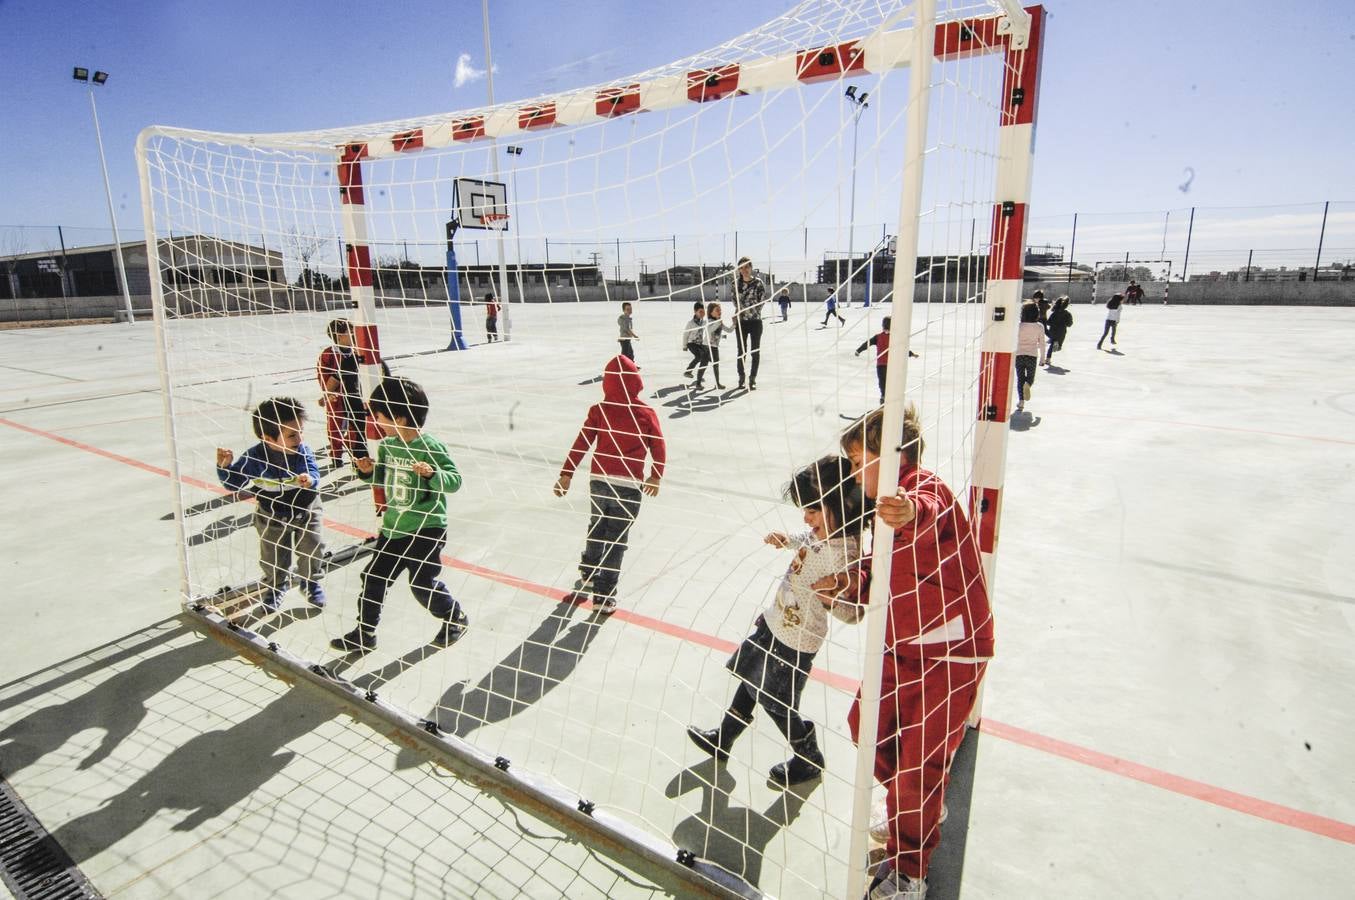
1025, 279, 1355, 306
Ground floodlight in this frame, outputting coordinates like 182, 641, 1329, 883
73, 67, 89, 81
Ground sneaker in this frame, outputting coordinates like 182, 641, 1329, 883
1021, 382, 1031, 402
433, 607, 470, 647
593, 596, 618, 615
1016, 401, 1024, 412
869, 868, 927, 900
260, 589, 283, 612
871, 799, 947, 842
330, 627, 376, 653
749, 382, 758, 391
304, 581, 326, 608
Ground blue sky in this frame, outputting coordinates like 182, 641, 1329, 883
2, 0, 1352, 270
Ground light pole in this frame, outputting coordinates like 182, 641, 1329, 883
506, 145, 524, 301
73, 67, 135, 326
844, 85, 869, 307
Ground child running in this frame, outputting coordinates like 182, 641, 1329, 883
1097, 293, 1123, 350
331, 377, 469, 652
821, 291, 846, 327
1014, 300, 1046, 412
1044, 295, 1073, 366
705, 301, 736, 389
554, 354, 665, 614
682, 301, 709, 388
316, 318, 364, 466
839, 406, 994, 900
854, 316, 916, 402
216, 397, 326, 611
687, 455, 865, 786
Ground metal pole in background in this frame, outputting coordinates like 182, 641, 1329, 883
482, 0, 511, 339
1314, 199, 1330, 281
1180, 206, 1196, 285
1066, 212, 1078, 284
57, 225, 70, 298
844, 88, 867, 306
85, 82, 136, 324
1245, 249, 1253, 283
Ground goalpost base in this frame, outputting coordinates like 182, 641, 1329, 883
181, 602, 758, 900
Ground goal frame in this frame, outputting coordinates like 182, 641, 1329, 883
1093, 257, 1174, 304
136, 3, 1048, 896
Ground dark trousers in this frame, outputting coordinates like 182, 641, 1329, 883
486, 316, 498, 341
685, 342, 710, 382
730, 679, 811, 743
709, 346, 723, 385
1097, 319, 1118, 347
822, 307, 845, 326
359, 527, 458, 630
1015, 355, 1037, 399
734, 316, 763, 385
579, 480, 643, 599
1046, 334, 1064, 361
876, 365, 887, 401
619, 339, 635, 361
779, 303, 789, 321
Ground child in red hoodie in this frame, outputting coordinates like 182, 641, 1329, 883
839, 405, 993, 900
554, 355, 666, 614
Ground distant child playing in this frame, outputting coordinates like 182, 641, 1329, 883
316, 318, 364, 466
821, 292, 846, 326
554, 354, 666, 614
855, 317, 918, 402
331, 377, 469, 652
484, 292, 500, 342
216, 397, 327, 611
617, 301, 639, 361
1044, 296, 1073, 365
1015, 300, 1046, 412
687, 455, 865, 785
776, 288, 791, 322
1097, 294, 1123, 350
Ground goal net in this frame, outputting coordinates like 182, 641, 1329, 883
1093, 258, 1172, 304
139, 1, 1043, 895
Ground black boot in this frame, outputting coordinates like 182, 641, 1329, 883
686, 710, 751, 762
768, 721, 824, 786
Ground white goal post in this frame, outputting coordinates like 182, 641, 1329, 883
137, 2, 1046, 897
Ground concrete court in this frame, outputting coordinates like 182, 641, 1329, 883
1, 301, 1353, 899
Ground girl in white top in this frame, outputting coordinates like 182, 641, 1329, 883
1097, 293, 1123, 350
1014, 300, 1046, 412
704, 301, 736, 389
687, 455, 865, 785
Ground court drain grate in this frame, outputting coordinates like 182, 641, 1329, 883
0, 773, 102, 899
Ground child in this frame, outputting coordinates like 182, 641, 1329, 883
216, 397, 326, 612
331, 377, 469, 652
484, 292, 500, 342
1045, 296, 1073, 365
1125, 279, 1144, 305
839, 406, 993, 900
854, 316, 917, 403
1014, 301, 1046, 412
777, 288, 791, 322
554, 354, 665, 614
705, 301, 736, 389
821, 291, 846, 326
1097, 293, 1123, 350
617, 301, 639, 362
687, 455, 865, 785
316, 318, 364, 466
682, 301, 709, 388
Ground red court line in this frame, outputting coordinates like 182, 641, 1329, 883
4, 414, 1352, 846
1057, 410, 1355, 447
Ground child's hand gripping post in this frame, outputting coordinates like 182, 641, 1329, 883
353, 456, 375, 475
411, 461, 434, 479
876, 491, 916, 529
216, 448, 233, 468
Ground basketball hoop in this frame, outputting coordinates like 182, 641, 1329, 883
480, 212, 510, 225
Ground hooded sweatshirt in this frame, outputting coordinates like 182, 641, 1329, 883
559, 355, 666, 487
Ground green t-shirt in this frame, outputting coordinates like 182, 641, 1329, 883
360, 433, 463, 536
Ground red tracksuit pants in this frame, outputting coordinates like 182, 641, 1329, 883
849, 656, 986, 880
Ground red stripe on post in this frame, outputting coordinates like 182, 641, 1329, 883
518, 103, 557, 130
934, 14, 1004, 59
795, 41, 865, 83
338, 143, 368, 206
977, 349, 1013, 423
1002, 5, 1046, 127
353, 323, 382, 366
987, 202, 1027, 281
595, 85, 642, 117
452, 116, 487, 141
346, 244, 372, 288
969, 485, 1001, 553
392, 129, 424, 152
687, 65, 741, 102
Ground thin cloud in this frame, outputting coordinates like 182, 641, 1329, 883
453, 52, 498, 88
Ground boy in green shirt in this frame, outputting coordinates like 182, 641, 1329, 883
331, 377, 469, 652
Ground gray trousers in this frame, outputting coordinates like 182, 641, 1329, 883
255, 509, 325, 589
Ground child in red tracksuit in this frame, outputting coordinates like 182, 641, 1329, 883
554, 354, 666, 614
840, 405, 994, 900
316, 318, 365, 466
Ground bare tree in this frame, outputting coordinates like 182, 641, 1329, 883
1, 227, 25, 298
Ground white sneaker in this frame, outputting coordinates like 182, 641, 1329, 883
869, 800, 947, 843
870, 869, 928, 899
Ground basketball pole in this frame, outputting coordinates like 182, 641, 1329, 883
482, 0, 512, 340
